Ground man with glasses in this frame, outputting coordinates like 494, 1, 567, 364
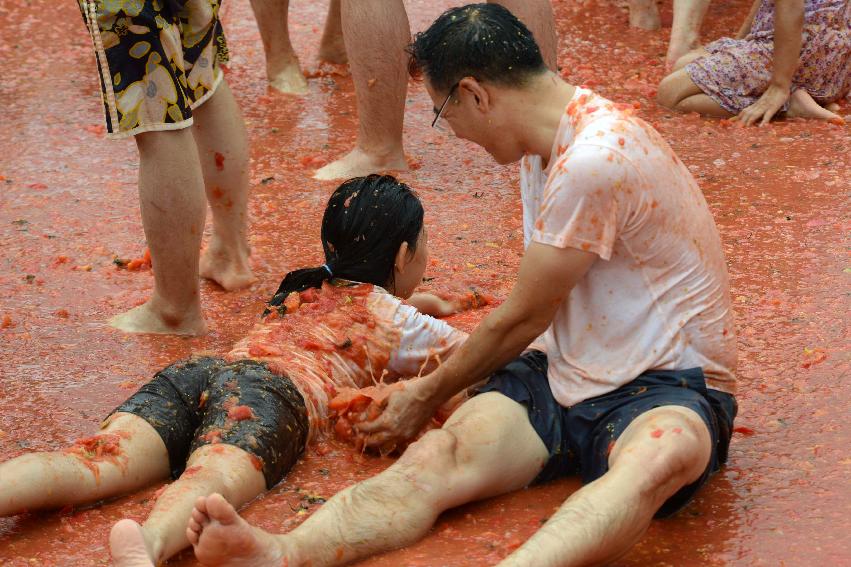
187, 4, 738, 566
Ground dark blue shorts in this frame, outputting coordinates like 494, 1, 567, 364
476, 351, 737, 517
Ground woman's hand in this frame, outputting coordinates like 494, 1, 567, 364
735, 84, 790, 126
407, 292, 456, 317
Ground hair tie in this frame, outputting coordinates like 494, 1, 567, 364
322, 264, 334, 278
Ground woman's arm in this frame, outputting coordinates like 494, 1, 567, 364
407, 288, 494, 318
735, 0, 803, 125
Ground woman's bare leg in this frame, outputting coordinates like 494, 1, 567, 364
314, 0, 409, 181
677, 94, 732, 116
193, 81, 256, 292
672, 47, 709, 72
0, 413, 169, 516
110, 443, 266, 567
249, 0, 309, 94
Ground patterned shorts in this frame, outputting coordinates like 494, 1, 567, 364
78, 0, 230, 138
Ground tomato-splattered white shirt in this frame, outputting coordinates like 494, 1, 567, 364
520, 88, 737, 407
225, 282, 467, 439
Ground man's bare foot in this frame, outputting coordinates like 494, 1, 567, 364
787, 89, 845, 122
109, 299, 207, 336
200, 237, 256, 291
267, 59, 309, 95
313, 147, 408, 180
188, 493, 293, 567
110, 519, 156, 567
628, 0, 661, 30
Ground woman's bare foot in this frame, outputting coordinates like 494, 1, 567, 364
787, 89, 845, 122
628, 0, 661, 30
200, 237, 256, 291
109, 298, 207, 336
188, 493, 294, 567
267, 58, 309, 95
110, 519, 156, 567
314, 146, 408, 181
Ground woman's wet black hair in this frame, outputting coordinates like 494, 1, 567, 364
406, 3, 546, 93
266, 174, 424, 312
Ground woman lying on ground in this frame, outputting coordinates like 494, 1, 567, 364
657, 0, 850, 125
0, 175, 487, 566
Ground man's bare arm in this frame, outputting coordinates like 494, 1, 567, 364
426, 243, 596, 402
358, 242, 596, 447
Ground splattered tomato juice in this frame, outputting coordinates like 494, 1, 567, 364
0, 0, 847, 565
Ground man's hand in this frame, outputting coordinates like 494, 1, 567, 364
734, 84, 790, 126
355, 376, 439, 450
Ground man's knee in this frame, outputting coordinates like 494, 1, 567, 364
611, 407, 711, 497
397, 429, 460, 476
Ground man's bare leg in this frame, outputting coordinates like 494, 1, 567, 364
0, 413, 169, 516
496, 406, 712, 567
110, 443, 266, 567
666, 0, 711, 71
193, 81, 256, 291
629, 0, 661, 30
187, 393, 548, 566
249, 0, 309, 94
109, 128, 208, 335
318, 0, 347, 64
314, 0, 409, 181
488, 0, 558, 71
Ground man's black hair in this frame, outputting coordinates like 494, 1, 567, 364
407, 3, 547, 93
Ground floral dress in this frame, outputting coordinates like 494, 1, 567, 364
78, 0, 229, 138
686, 0, 851, 114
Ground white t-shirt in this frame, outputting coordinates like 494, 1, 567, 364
521, 88, 737, 407
226, 282, 467, 439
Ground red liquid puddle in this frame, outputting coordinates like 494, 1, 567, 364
1, 0, 849, 565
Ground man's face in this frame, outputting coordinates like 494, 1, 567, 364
425, 78, 524, 165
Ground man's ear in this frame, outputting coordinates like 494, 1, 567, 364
458, 76, 490, 111
394, 241, 411, 274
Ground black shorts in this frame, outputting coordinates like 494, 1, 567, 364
111, 357, 309, 489
476, 351, 737, 517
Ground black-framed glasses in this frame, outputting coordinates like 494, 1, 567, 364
431, 82, 459, 128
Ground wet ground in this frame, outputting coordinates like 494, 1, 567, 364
0, 0, 848, 565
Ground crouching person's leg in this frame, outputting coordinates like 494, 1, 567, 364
188, 391, 549, 566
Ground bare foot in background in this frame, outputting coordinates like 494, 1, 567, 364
109, 299, 207, 336
314, 147, 408, 181
200, 236, 256, 291
629, 0, 661, 30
